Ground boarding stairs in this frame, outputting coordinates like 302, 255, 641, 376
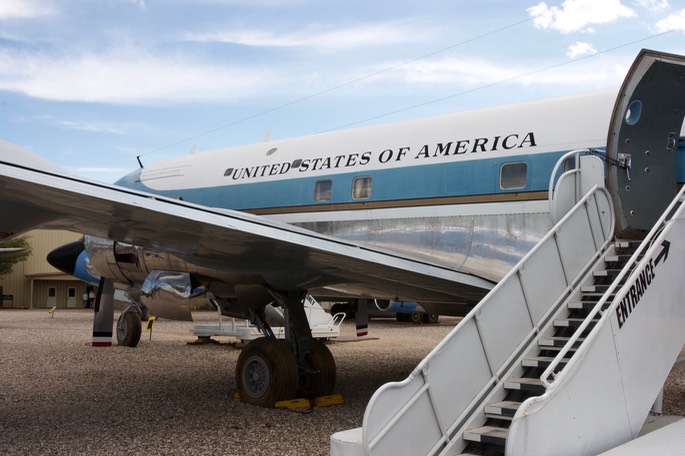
331, 182, 685, 456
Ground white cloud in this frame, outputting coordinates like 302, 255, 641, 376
635, 0, 670, 11
128, 0, 147, 9
389, 55, 625, 90
55, 120, 129, 135
567, 41, 597, 58
69, 166, 131, 174
0, 48, 279, 104
654, 9, 685, 33
0, 0, 55, 19
183, 22, 425, 52
527, 0, 636, 34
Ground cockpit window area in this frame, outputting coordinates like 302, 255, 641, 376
500, 162, 527, 190
352, 176, 372, 199
315, 179, 332, 202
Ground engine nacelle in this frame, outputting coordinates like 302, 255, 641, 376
84, 235, 202, 285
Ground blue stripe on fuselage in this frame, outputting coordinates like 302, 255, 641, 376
116, 151, 568, 210
115, 145, 685, 211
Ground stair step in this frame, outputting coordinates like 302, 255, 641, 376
462, 426, 508, 446
554, 317, 598, 328
581, 284, 611, 293
568, 300, 609, 310
522, 356, 569, 369
578, 290, 616, 300
593, 269, 622, 278
484, 401, 521, 420
615, 241, 641, 250
539, 336, 584, 349
504, 377, 545, 393
603, 254, 633, 263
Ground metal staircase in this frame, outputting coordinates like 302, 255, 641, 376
330, 184, 685, 456
460, 240, 643, 452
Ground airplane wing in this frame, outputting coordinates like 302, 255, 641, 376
0, 142, 493, 306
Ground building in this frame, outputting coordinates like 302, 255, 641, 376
0, 230, 93, 309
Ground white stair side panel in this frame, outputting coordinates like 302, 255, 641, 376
517, 234, 570, 324
364, 318, 492, 453
610, 224, 685, 434
555, 204, 607, 284
475, 276, 534, 376
368, 390, 444, 456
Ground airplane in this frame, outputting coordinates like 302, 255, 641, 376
1, 49, 683, 409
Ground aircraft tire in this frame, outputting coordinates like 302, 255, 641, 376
236, 337, 298, 407
116, 308, 141, 347
331, 303, 353, 318
422, 312, 439, 324
410, 312, 423, 324
299, 339, 336, 398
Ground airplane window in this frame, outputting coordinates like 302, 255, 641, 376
315, 180, 332, 201
500, 162, 527, 190
353, 176, 372, 199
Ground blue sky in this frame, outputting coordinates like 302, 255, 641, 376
1, 0, 684, 183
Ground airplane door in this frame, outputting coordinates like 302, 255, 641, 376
47, 287, 56, 308
606, 50, 685, 238
66, 287, 76, 308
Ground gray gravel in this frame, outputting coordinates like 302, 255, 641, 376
0, 310, 456, 455
1, 310, 683, 455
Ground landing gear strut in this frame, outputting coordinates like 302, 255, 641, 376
234, 290, 336, 406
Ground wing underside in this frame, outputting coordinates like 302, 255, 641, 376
0, 149, 493, 307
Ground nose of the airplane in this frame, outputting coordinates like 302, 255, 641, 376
48, 239, 86, 275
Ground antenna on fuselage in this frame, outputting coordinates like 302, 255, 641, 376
136, 156, 144, 168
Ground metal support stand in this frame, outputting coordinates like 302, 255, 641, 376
279, 290, 316, 357
355, 298, 368, 336
652, 387, 664, 415
92, 277, 114, 347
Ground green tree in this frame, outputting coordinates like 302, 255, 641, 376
0, 237, 32, 276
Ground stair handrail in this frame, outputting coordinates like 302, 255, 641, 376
548, 148, 605, 223
548, 148, 590, 205
540, 183, 685, 389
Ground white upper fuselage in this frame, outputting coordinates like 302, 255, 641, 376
121, 91, 613, 201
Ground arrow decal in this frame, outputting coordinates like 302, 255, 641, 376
655, 240, 670, 265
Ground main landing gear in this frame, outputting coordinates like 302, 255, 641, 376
116, 303, 150, 347
234, 291, 337, 407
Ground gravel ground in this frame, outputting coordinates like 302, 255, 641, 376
1, 309, 683, 455
0, 310, 457, 455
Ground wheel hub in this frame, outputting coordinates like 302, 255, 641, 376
243, 355, 269, 398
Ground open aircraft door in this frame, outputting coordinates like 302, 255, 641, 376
606, 50, 685, 238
